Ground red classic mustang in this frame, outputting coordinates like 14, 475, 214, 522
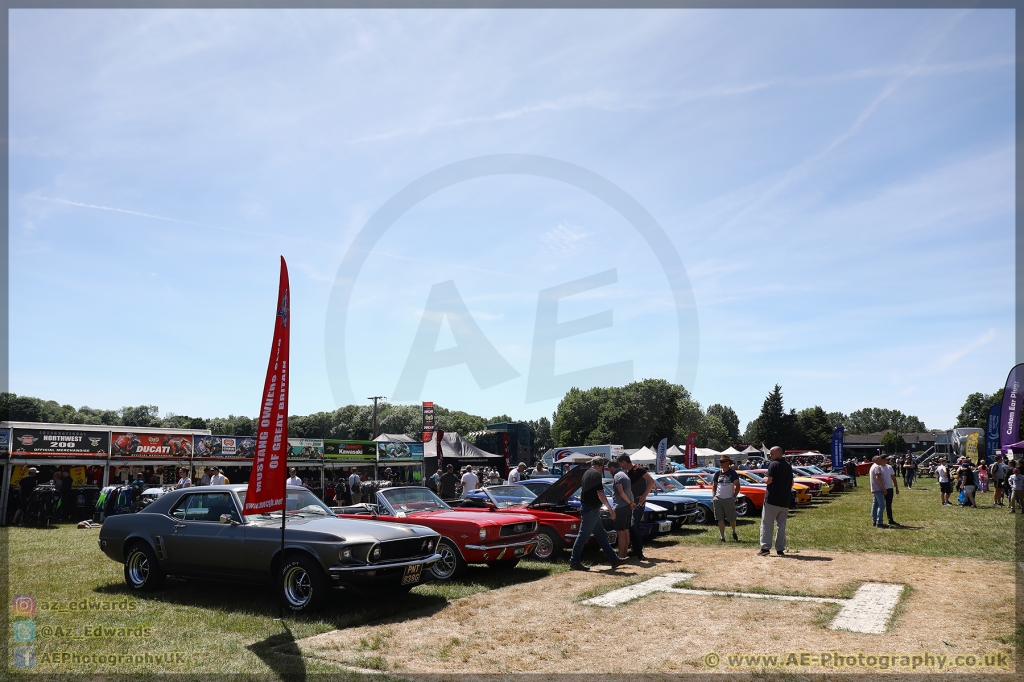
334, 486, 538, 580
455, 482, 586, 560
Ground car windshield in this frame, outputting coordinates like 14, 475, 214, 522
671, 474, 708, 488
656, 476, 688, 492
740, 471, 765, 483
240, 489, 334, 518
805, 465, 827, 474
485, 485, 538, 508
380, 487, 451, 513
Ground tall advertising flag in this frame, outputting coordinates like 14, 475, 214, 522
421, 401, 434, 443
243, 257, 290, 515
986, 403, 1000, 460
999, 363, 1023, 448
656, 438, 668, 474
831, 426, 845, 470
685, 432, 696, 469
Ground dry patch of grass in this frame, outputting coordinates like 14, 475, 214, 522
299, 544, 1016, 675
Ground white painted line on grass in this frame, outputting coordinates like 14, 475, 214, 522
582, 573, 905, 635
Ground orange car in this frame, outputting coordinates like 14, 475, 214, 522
750, 469, 828, 497
669, 472, 769, 515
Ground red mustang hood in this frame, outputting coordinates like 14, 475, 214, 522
529, 467, 586, 508
409, 510, 535, 525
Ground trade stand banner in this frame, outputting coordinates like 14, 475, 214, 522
289, 438, 324, 459
195, 435, 257, 458
965, 432, 980, 462
110, 431, 193, 458
377, 441, 424, 463
0, 429, 9, 457
11, 428, 109, 457
324, 440, 377, 463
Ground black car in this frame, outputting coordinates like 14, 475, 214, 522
98, 485, 442, 613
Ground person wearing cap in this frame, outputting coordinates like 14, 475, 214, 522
882, 454, 899, 525
868, 455, 888, 528
712, 456, 741, 542
569, 457, 625, 571
758, 446, 793, 556
508, 462, 527, 484
936, 458, 951, 506
200, 467, 212, 486
957, 460, 976, 507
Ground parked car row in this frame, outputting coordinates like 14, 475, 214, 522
97, 463, 852, 614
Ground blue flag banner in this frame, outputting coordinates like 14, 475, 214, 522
986, 403, 1000, 461
656, 438, 668, 474
831, 426, 845, 470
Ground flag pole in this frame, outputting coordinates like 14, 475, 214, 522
244, 256, 290, 621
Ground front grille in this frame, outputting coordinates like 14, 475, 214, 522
376, 537, 433, 563
499, 521, 537, 538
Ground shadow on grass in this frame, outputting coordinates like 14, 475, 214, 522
91, 560, 558, 627
779, 554, 833, 562
248, 622, 306, 682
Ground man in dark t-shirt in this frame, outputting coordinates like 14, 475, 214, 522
759, 447, 793, 557
438, 464, 459, 499
625, 459, 655, 560
569, 458, 623, 571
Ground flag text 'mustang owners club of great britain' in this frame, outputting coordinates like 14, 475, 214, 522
243, 256, 291, 515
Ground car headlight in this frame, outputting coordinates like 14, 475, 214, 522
478, 528, 488, 540
570, 523, 578, 531
339, 548, 352, 562
370, 543, 381, 562
422, 538, 434, 552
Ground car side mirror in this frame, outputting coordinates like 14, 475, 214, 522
485, 502, 496, 510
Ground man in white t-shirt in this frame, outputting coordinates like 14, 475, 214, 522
508, 463, 526, 484
286, 468, 303, 487
882, 455, 899, 525
935, 459, 951, 506
460, 466, 480, 498
210, 468, 227, 486
868, 456, 888, 527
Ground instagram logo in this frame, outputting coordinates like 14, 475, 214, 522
12, 594, 35, 617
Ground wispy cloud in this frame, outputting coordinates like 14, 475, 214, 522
930, 329, 997, 372
26, 195, 334, 245
709, 11, 974, 236
541, 222, 591, 257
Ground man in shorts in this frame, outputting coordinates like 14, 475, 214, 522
935, 458, 951, 506
712, 455, 741, 542
607, 459, 636, 559
1008, 466, 1024, 513
991, 456, 1009, 506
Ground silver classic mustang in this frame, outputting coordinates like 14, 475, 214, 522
98, 484, 441, 613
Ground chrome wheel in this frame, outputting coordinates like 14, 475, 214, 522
693, 505, 709, 524
127, 551, 149, 586
282, 565, 312, 608
735, 499, 749, 517
430, 540, 462, 580
533, 534, 554, 560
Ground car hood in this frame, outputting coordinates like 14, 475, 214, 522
409, 509, 536, 526
529, 466, 586, 507
249, 514, 436, 542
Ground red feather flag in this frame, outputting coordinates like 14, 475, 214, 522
243, 257, 290, 515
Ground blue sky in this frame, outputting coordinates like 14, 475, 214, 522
9, 8, 1014, 432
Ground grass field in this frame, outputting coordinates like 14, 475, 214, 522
3, 477, 1015, 677
658, 478, 1017, 561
